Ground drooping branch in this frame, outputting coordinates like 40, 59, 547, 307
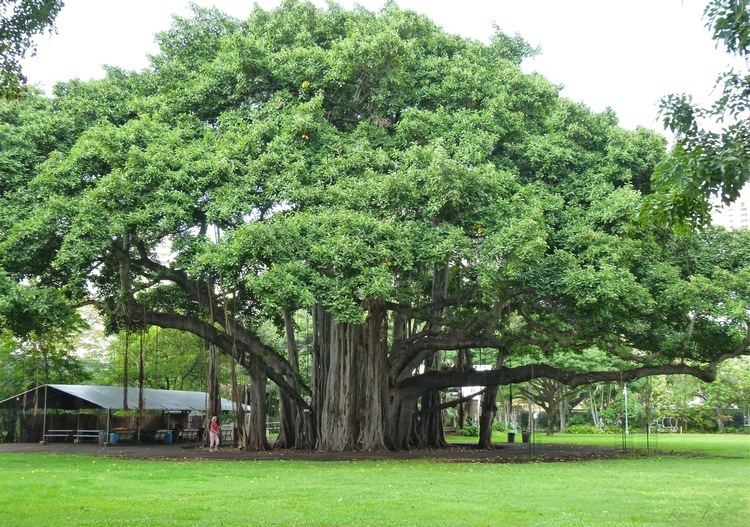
517, 378, 561, 413
129, 308, 311, 411
396, 356, 745, 399
416, 386, 490, 416
390, 331, 508, 381
113, 240, 199, 299
383, 285, 479, 322
112, 241, 309, 396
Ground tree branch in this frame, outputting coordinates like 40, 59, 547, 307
128, 308, 311, 410
417, 386, 490, 416
111, 241, 308, 396
396, 355, 746, 399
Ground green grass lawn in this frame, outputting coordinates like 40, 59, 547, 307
1, 445, 748, 527
447, 432, 750, 458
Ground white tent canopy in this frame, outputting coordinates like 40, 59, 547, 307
0, 384, 243, 412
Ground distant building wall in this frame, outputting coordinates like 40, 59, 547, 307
712, 183, 750, 230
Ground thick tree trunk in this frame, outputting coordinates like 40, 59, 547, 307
358, 300, 389, 450
294, 406, 316, 450
246, 354, 269, 451
389, 311, 412, 449
276, 395, 295, 448
478, 351, 504, 448
312, 303, 389, 451
388, 393, 417, 450
415, 388, 447, 447
478, 385, 499, 448
413, 263, 450, 448
415, 351, 447, 448
313, 305, 349, 451
392, 312, 408, 351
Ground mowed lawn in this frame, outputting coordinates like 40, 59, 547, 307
448, 432, 750, 458
540, 432, 750, 458
1, 435, 749, 527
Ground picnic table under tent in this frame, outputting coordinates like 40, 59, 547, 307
0, 384, 244, 444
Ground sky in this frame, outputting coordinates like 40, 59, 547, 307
22, 0, 733, 133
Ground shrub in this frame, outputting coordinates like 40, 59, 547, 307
461, 421, 479, 436
566, 424, 600, 434
568, 413, 593, 426
492, 420, 510, 432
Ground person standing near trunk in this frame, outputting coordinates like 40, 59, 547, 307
209, 416, 220, 452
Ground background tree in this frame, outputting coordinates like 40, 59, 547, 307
0, 329, 88, 401
511, 348, 622, 435
0, 0, 64, 98
648, 0, 750, 229
90, 327, 210, 392
0, 327, 88, 442
0, 263, 85, 401
693, 358, 750, 431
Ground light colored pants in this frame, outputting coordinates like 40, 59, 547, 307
210, 431, 220, 449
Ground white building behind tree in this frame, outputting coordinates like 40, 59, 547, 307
712, 184, 750, 230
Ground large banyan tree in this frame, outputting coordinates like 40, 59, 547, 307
1, 1, 749, 451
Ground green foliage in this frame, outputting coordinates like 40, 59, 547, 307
0, 0, 64, 98
565, 424, 602, 434
0, 329, 89, 400
640, 359, 750, 432
492, 420, 511, 432
705, 0, 750, 56
90, 327, 212, 392
598, 390, 643, 426
647, 0, 750, 230
0, 269, 82, 338
460, 420, 479, 436
0, 0, 747, 407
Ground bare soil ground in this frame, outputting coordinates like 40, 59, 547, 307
0, 441, 624, 463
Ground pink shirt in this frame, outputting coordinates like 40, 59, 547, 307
210, 421, 220, 433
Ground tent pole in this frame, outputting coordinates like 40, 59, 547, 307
40, 384, 48, 444
106, 409, 111, 446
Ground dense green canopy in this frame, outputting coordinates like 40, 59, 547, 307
1, 1, 748, 450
